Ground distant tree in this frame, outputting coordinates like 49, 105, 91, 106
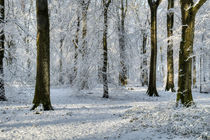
117, 0, 128, 86
165, 0, 175, 92
0, 0, 6, 101
78, 0, 91, 90
31, 0, 53, 110
102, 0, 111, 98
177, 0, 207, 107
73, 8, 80, 83
147, 0, 162, 97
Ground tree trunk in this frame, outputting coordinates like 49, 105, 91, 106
118, 0, 128, 86
147, 2, 160, 97
141, 30, 148, 86
31, 0, 53, 111
73, 11, 80, 84
102, 0, 111, 98
177, 0, 207, 107
192, 56, 197, 88
59, 38, 64, 84
79, 0, 90, 90
0, 0, 6, 101
165, 0, 175, 92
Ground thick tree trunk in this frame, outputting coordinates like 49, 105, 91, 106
31, 0, 53, 111
118, 0, 128, 86
176, 0, 207, 107
0, 0, 6, 101
165, 0, 175, 92
177, 2, 195, 107
147, 5, 159, 97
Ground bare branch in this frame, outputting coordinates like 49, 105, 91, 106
193, 0, 208, 14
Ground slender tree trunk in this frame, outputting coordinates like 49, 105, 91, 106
79, 0, 90, 90
102, 0, 111, 98
73, 11, 80, 83
31, 0, 53, 111
0, 0, 6, 101
177, 0, 207, 107
59, 38, 64, 84
118, 0, 128, 86
141, 30, 148, 86
165, 0, 175, 92
147, 0, 162, 96
192, 56, 197, 88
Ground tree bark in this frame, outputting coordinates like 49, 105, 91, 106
147, 0, 162, 97
176, 0, 207, 107
0, 0, 6, 101
31, 0, 53, 111
102, 0, 111, 98
165, 0, 175, 92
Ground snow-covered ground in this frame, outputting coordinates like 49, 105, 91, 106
0, 86, 210, 140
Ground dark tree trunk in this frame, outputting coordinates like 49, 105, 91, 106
102, 0, 111, 98
0, 0, 6, 101
147, 0, 162, 97
177, 0, 207, 107
31, 0, 53, 111
165, 0, 175, 92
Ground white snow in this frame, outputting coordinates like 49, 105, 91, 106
0, 86, 210, 140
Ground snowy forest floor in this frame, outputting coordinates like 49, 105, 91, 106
0, 86, 210, 140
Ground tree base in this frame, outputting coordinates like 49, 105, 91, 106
165, 87, 176, 92
103, 93, 109, 98
0, 95, 7, 101
31, 103, 54, 111
165, 82, 176, 92
176, 100, 195, 108
146, 88, 159, 97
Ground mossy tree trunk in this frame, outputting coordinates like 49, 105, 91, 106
0, 0, 6, 101
147, 0, 162, 97
31, 0, 53, 111
118, 0, 128, 86
177, 0, 207, 107
102, 0, 111, 98
165, 0, 175, 92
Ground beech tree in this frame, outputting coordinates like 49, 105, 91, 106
147, 0, 162, 96
177, 0, 207, 107
0, 0, 6, 101
102, 0, 111, 98
31, 0, 53, 110
165, 0, 175, 92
